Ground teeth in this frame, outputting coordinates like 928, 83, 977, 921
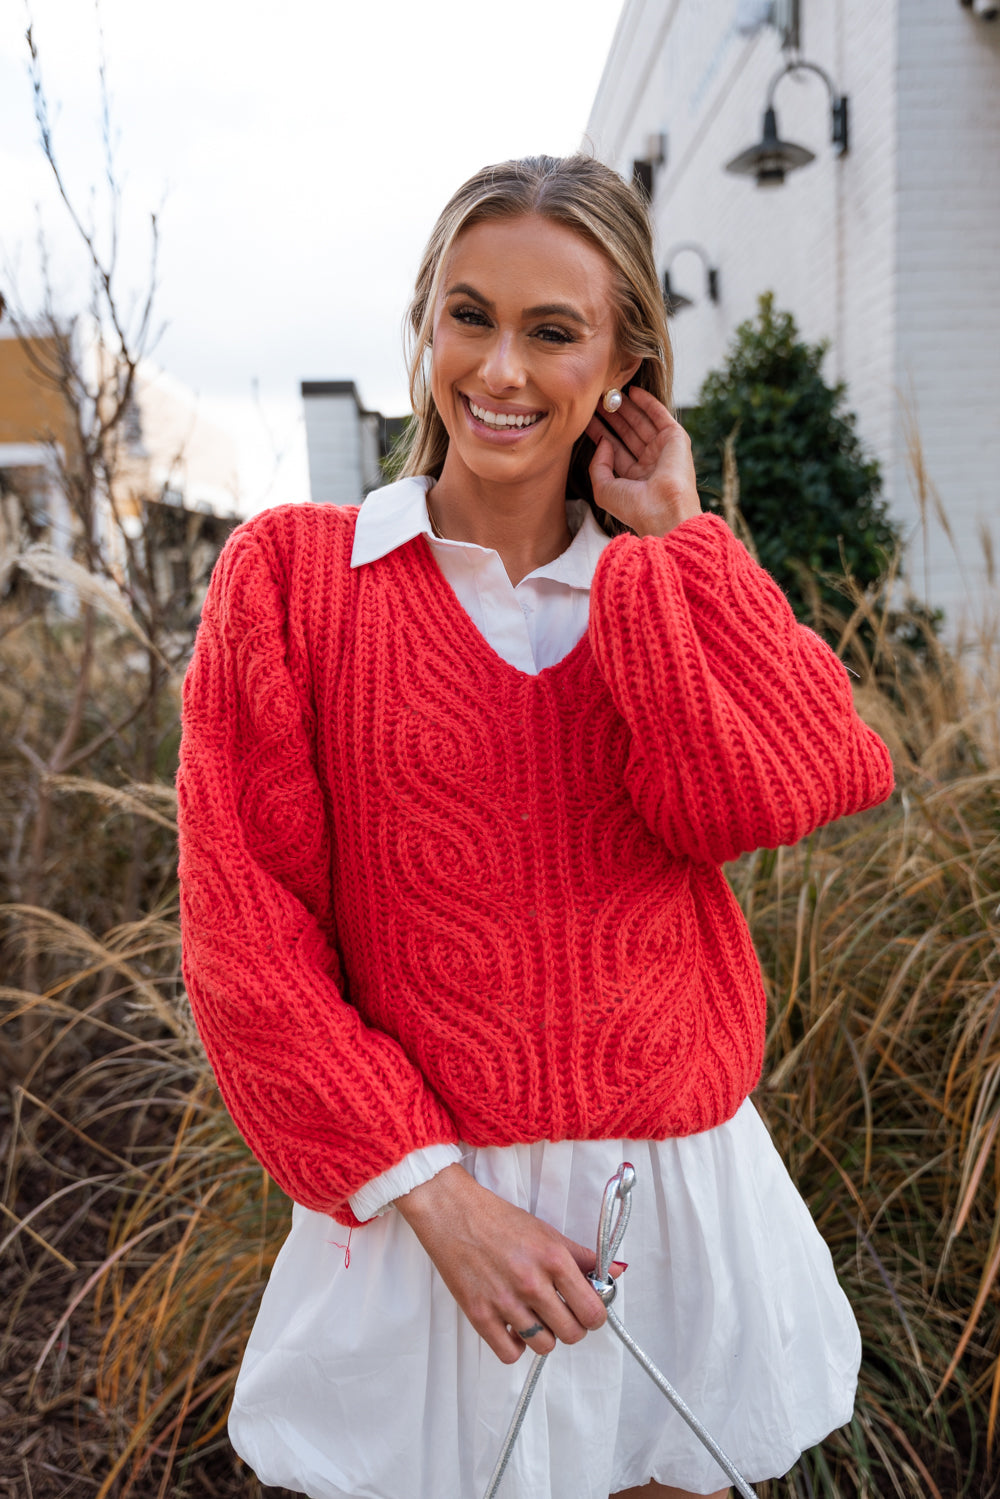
469, 400, 540, 429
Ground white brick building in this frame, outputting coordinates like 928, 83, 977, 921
586, 0, 999, 625
301, 381, 400, 508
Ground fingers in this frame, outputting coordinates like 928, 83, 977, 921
494, 1247, 628, 1362
513, 1319, 547, 1341
562, 1238, 626, 1280
585, 416, 638, 478
587, 430, 616, 491
627, 382, 675, 429
485, 1322, 536, 1364
501, 1291, 581, 1358
484, 1266, 599, 1363
593, 383, 673, 445
604, 391, 661, 454
587, 387, 680, 480
396, 1169, 611, 1366
503, 1238, 607, 1350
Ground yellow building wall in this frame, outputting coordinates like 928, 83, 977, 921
0, 334, 77, 455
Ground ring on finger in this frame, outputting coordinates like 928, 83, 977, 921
515, 1321, 546, 1340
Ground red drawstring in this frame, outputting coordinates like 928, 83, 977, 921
329, 1224, 353, 1268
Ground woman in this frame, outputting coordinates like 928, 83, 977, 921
177, 155, 894, 1499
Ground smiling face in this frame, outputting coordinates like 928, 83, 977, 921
429, 214, 636, 496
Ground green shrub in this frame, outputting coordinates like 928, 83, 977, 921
685, 293, 902, 627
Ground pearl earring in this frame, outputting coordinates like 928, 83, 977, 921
602, 388, 623, 414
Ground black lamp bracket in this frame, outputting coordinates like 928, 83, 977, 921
765, 59, 849, 155
663, 242, 721, 303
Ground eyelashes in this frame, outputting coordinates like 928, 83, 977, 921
448, 306, 577, 345
450, 306, 490, 327
535, 325, 575, 345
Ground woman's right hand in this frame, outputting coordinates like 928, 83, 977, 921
394, 1163, 623, 1364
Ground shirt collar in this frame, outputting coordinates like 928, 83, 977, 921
350, 474, 613, 589
350, 476, 436, 566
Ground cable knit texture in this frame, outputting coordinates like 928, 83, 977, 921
177, 502, 894, 1226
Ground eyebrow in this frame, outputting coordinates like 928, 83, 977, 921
444, 282, 592, 328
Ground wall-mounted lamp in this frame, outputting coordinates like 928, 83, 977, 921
632, 131, 669, 201
662, 243, 720, 317
725, 59, 849, 186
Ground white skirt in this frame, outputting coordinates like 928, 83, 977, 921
229, 1101, 860, 1499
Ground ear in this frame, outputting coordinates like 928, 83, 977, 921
614, 358, 642, 390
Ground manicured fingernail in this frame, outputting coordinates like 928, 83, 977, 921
612, 1260, 628, 1271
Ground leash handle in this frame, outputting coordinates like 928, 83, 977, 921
595, 1161, 635, 1285
483, 1171, 635, 1499
482, 1163, 760, 1499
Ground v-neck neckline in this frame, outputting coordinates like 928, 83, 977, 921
408, 531, 598, 686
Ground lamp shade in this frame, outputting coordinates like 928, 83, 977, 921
725, 106, 816, 186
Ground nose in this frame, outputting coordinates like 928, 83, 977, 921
480, 331, 526, 393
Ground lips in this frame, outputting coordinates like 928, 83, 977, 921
464, 396, 543, 431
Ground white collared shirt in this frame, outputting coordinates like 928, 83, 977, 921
347, 475, 614, 1220
349, 475, 613, 675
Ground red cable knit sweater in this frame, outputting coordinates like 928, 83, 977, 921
177, 502, 894, 1227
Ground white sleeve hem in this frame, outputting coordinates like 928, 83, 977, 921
349, 1143, 464, 1221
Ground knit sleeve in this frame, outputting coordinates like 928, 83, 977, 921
588, 512, 895, 865
177, 520, 459, 1225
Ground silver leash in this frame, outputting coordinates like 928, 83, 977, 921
482, 1164, 758, 1499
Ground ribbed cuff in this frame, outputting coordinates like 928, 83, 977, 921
348, 1142, 464, 1221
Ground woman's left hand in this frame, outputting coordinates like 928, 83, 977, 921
586, 385, 702, 538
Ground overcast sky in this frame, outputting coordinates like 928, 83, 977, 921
1, 0, 625, 511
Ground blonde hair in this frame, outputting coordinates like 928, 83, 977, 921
399, 154, 673, 523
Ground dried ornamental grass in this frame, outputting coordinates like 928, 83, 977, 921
743, 598, 1000, 1497
1, 905, 291, 1499
2, 578, 999, 1497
